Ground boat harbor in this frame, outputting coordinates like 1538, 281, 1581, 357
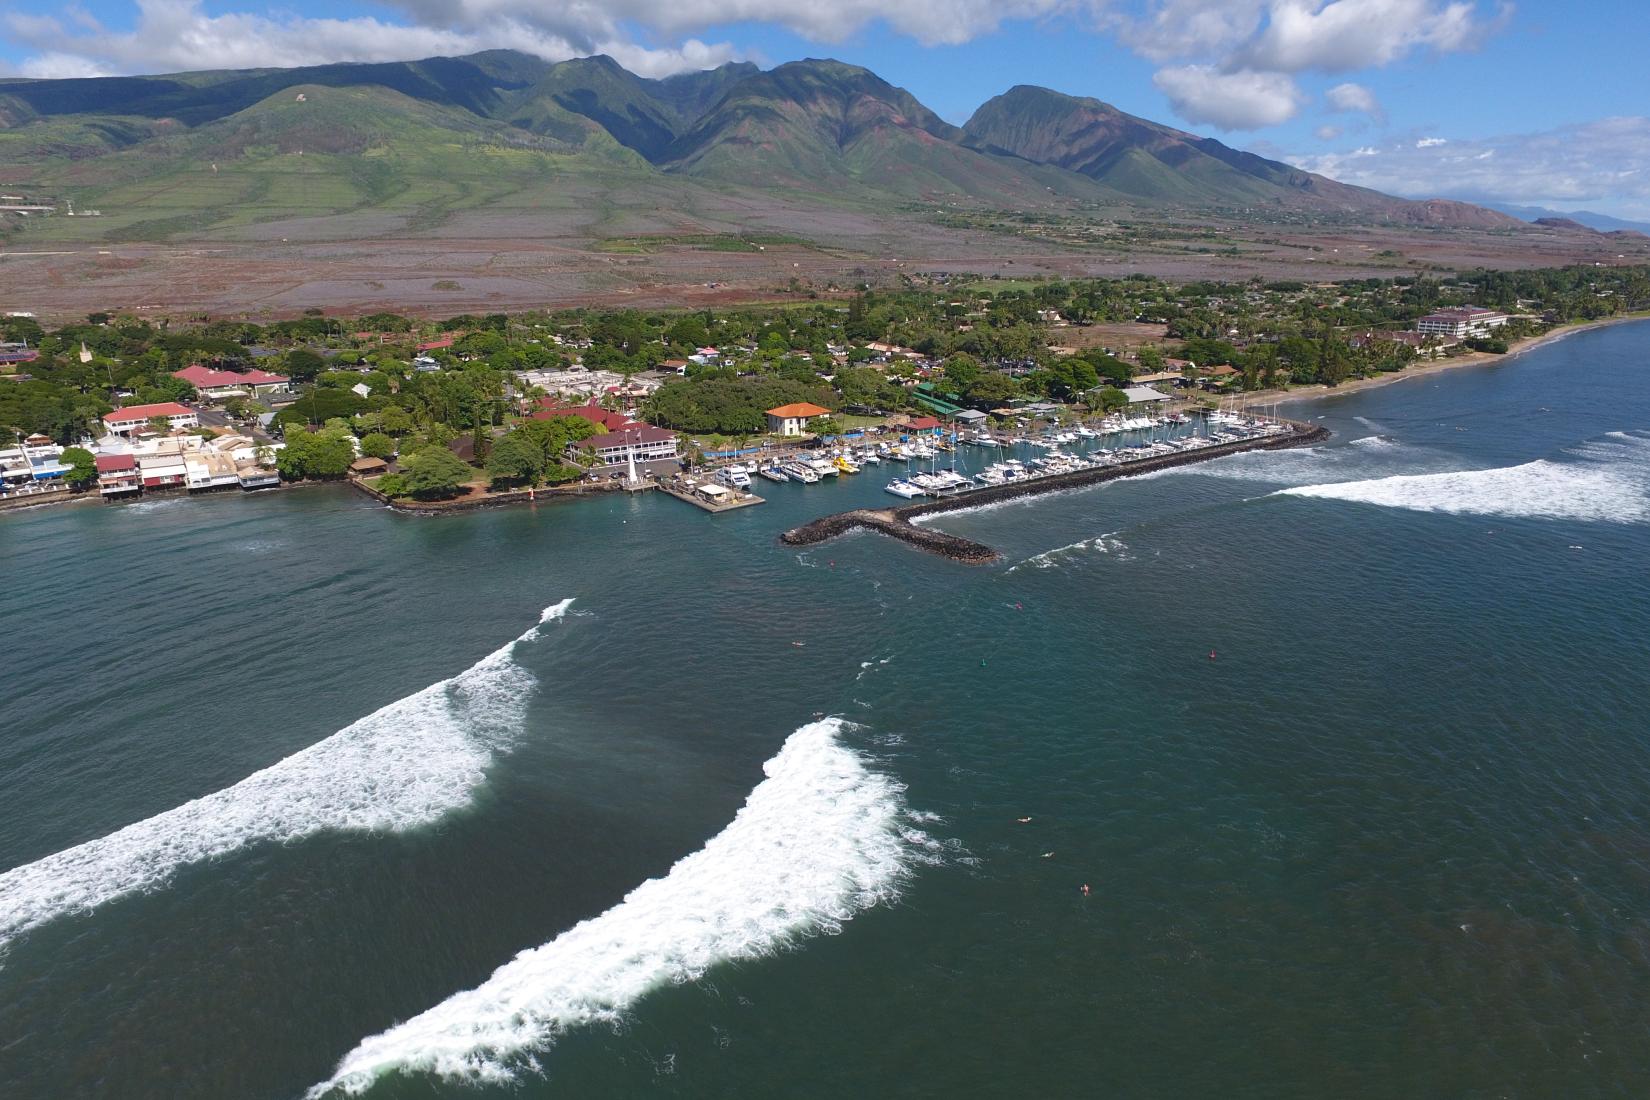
781, 416, 1329, 562
701, 407, 1304, 504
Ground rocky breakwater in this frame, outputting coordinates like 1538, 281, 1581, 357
781, 420, 1328, 563
781, 508, 1003, 563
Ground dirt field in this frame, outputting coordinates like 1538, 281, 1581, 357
2, 202, 1644, 322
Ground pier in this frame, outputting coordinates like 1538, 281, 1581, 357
659, 482, 767, 513
781, 420, 1329, 563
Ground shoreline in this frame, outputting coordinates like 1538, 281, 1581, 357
1235, 313, 1650, 409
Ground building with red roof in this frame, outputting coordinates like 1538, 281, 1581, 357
417, 336, 457, 352
104, 402, 199, 436
94, 453, 142, 496
173, 364, 290, 398
530, 399, 638, 433
765, 402, 833, 437
571, 426, 679, 470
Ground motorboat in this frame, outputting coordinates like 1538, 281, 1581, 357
781, 461, 820, 483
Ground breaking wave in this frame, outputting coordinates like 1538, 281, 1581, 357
0, 600, 576, 952
1277, 433, 1650, 523
308, 718, 930, 1096
1010, 532, 1130, 571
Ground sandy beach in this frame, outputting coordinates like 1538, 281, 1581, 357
1234, 312, 1650, 409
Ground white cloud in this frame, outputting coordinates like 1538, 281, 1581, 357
0, 0, 748, 78
1107, 0, 1500, 132
1316, 123, 1342, 140
1326, 81, 1381, 117
1296, 116, 1650, 218
1153, 65, 1305, 129
1239, 0, 1485, 73
434, 0, 1111, 50
0, 0, 1508, 139
1113, 0, 1268, 62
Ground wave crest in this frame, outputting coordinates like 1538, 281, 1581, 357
0, 600, 575, 951
309, 717, 926, 1096
1276, 434, 1650, 523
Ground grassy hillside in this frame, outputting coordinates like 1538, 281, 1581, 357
659, 60, 1112, 205
19, 84, 653, 242
962, 85, 1522, 224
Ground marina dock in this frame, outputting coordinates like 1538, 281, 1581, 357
660, 482, 767, 513
782, 419, 1328, 562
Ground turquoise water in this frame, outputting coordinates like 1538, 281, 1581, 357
3, 323, 1649, 1098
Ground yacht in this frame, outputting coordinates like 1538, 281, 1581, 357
781, 461, 820, 483
759, 464, 790, 483
716, 467, 751, 489
885, 478, 925, 499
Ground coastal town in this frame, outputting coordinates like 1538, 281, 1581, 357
2, 263, 1645, 515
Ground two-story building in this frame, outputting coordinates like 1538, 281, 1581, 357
570, 426, 679, 472
104, 402, 199, 436
95, 453, 142, 496
765, 402, 833, 437
135, 442, 191, 490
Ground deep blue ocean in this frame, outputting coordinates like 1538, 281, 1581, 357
3, 321, 1648, 1099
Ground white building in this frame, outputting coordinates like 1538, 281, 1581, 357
184, 452, 241, 490
571, 426, 679, 469
1415, 307, 1509, 339
519, 368, 627, 400
765, 402, 833, 437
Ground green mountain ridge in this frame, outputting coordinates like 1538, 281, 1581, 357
961, 85, 1519, 226
0, 50, 1523, 241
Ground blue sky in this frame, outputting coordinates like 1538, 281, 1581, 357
3, 0, 1646, 218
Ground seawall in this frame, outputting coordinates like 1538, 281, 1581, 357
781, 422, 1329, 563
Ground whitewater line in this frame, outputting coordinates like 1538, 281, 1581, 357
0, 600, 575, 953
308, 718, 934, 1097
1275, 433, 1650, 523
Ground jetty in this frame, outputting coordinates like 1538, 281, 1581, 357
781, 419, 1329, 563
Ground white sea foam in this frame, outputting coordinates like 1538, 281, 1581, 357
1011, 532, 1129, 571
308, 718, 927, 1096
1348, 434, 1397, 449
1277, 434, 1650, 522
0, 600, 575, 952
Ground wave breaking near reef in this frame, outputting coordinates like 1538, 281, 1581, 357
0, 600, 575, 952
309, 717, 930, 1096
1276, 432, 1650, 523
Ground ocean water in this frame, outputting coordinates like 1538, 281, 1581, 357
3, 322, 1649, 1099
